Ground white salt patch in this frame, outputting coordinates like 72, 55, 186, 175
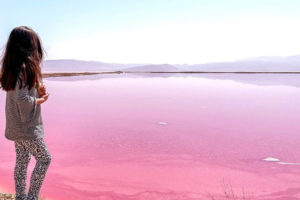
158, 122, 168, 125
277, 162, 300, 165
263, 157, 280, 162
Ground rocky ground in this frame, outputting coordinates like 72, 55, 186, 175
0, 193, 46, 200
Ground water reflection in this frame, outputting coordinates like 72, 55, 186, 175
47, 73, 300, 88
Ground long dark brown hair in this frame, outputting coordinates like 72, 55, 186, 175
0, 26, 44, 91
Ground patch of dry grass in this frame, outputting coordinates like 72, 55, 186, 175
208, 180, 252, 200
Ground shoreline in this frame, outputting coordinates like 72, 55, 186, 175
42, 71, 122, 78
42, 71, 300, 78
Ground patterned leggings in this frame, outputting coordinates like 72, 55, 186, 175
14, 138, 51, 200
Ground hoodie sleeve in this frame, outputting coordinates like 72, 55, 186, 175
15, 74, 38, 124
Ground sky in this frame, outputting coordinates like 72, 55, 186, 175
1, 0, 300, 64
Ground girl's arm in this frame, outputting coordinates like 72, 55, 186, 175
15, 72, 50, 123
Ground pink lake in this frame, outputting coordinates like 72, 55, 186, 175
0, 73, 300, 200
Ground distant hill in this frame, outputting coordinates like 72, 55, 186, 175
122, 64, 179, 72
42, 59, 146, 72
175, 55, 300, 72
42, 55, 300, 72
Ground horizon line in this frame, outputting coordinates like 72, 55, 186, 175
43, 53, 300, 66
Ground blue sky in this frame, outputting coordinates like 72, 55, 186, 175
1, 0, 300, 64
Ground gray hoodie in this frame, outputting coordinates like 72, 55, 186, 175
5, 71, 44, 141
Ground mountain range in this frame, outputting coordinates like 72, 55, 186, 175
42, 55, 300, 73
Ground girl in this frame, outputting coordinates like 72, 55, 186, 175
0, 26, 51, 200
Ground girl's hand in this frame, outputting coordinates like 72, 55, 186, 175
37, 93, 50, 105
37, 82, 47, 97
39, 85, 47, 96
41, 93, 50, 101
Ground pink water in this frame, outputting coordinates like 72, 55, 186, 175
0, 73, 300, 200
